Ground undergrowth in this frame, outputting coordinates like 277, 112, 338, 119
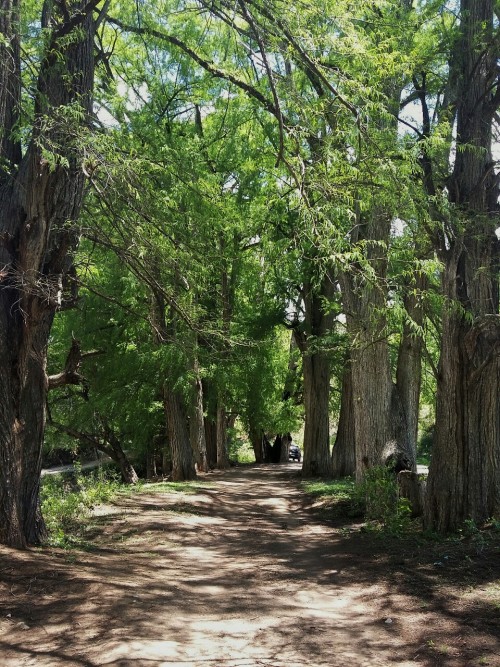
302, 467, 413, 535
41, 471, 215, 547
41, 465, 121, 548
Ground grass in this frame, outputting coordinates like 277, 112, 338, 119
137, 480, 216, 493
40, 469, 217, 548
301, 477, 362, 518
230, 440, 255, 464
41, 465, 122, 548
303, 478, 356, 500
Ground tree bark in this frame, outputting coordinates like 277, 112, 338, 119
395, 275, 425, 470
190, 352, 208, 472
204, 417, 218, 468
101, 424, 139, 485
0, 0, 97, 548
216, 402, 229, 468
425, 0, 500, 532
249, 426, 264, 463
331, 359, 356, 477
164, 386, 197, 482
338, 0, 415, 482
294, 276, 334, 477
50, 421, 139, 485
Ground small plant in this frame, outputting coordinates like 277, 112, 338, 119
458, 519, 489, 553
41, 465, 121, 547
355, 466, 412, 535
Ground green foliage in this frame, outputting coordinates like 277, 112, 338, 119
41, 466, 121, 547
417, 425, 434, 465
229, 437, 255, 464
302, 477, 362, 518
355, 466, 413, 535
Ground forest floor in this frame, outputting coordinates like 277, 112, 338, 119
0, 463, 499, 667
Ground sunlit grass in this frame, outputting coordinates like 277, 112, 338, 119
302, 477, 356, 500
301, 477, 363, 520
137, 480, 216, 494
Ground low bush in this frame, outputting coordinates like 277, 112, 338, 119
355, 466, 413, 535
41, 465, 121, 547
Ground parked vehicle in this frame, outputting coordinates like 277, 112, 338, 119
289, 444, 301, 462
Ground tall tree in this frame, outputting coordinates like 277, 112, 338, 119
0, 0, 100, 548
425, 0, 500, 531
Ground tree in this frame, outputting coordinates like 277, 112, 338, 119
425, 0, 500, 531
0, 0, 101, 548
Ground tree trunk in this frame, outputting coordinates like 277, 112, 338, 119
300, 347, 333, 476
204, 418, 217, 468
49, 420, 139, 486
216, 402, 229, 469
294, 277, 334, 478
398, 471, 426, 518
102, 425, 139, 485
337, 0, 415, 483
0, 1, 96, 548
331, 360, 356, 477
164, 386, 197, 482
425, 0, 500, 532
249, 426, 264, 463
190, 353, 209, 472
395, 277, 425, 470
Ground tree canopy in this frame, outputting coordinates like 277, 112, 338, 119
0, 0, 499, 547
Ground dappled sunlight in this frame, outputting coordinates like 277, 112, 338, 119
1, 465, 499, 666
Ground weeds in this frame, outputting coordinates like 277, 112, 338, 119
302, 477, 363, 519
355, 466, 413, 535
41, 465, 121, 547
303, 468, 413, 535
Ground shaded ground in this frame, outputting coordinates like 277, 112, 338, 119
0, 464, 499, 667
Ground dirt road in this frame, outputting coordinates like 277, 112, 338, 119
0, 464, 498, 666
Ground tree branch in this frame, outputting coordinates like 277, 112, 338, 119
47, 337, 102, 392
106, 16, 281, 122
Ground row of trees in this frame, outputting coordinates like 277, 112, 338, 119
0, 0, 498, 547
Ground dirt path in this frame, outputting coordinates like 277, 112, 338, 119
0, 464, 499, 667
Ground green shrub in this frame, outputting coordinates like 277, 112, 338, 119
230, 439, 255, 464
41, 465, 121, 547
355, 466, 412, 535
417, 425, 434, 465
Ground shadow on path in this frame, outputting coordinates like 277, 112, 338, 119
0, 464, 498, 667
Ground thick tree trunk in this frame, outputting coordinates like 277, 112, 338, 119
204, 418, 217, 468
395, 278, 425, 469
426, 269, 500, 530
249, 426, 264, 463
336, 0, 414, 483
216, 402, 229, 469
341, 225, 413, 480
300, 347, 333, 476
425, 0, 500, 532
331, 360, 356, 477
164, 386, 197, 482
0, 1, 96, 548
294, 278, 334, 477
190, 354, 209, 472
